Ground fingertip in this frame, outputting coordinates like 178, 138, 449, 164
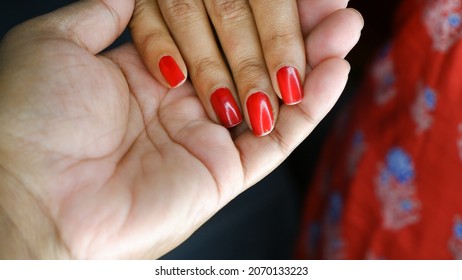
276, 66, 304, 105
346, 8, 365, 31
130, 0, 189, 89
210, 87, 243, 128
245, 91, 275, 137
158, 55, 188, 88
306, 8, 364, 67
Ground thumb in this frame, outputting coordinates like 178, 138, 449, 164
25, 0, 134, 54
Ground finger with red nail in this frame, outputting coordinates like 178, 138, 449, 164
130, 0, 306, 136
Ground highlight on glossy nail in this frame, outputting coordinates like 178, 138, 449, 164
246, 91, 274, 137
210, 87, 243, 128
158, 55, 185, 88
277, 66, 303, 105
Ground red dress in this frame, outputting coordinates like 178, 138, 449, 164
297, 0, 462, 259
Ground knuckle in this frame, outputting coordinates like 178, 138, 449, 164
132, 0, 154, 21
163, 0, 201, 20
139, 29, 168, 53
211, 0, 250, 22
264, 30, 299, 49
192, 57, 222, 77
130, 0, 171, 55
234, 57, 267, 81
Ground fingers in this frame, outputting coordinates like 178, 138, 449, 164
306, 8, 364, 67
203, 0, 279, 136
130, 0, 310, 136
156, 0, 243, 128
130, 0, 355, 137
250, 0, 305, 105
130, 0, 187, 88
18, 0, 135, 54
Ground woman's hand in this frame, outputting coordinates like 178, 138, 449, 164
0, 0, 362, 259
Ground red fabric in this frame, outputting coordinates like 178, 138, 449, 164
297, 0, 462, 259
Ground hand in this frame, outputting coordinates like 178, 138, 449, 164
131, 0, 307, 136
0, 0, 362, 259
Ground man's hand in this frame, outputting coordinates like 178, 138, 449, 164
0, 0, 362, 259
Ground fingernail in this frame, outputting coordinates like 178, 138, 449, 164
277, 66, 302, 105
159, 55, 185, 88
246, 92, 274, 137
210, 87, 243, 128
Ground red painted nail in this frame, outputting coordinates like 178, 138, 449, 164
159, 55, 185, 88
210, 88, 243, 128
246, 92, 274, 136
277, 66, 302, 105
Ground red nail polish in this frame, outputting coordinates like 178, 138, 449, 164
210, 88, 243, 128
246, 92, 274, 136
277, 66, 302, 105
159, 55, 185, 88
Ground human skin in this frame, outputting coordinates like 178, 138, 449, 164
0, 0, 362, 259
130, 0, 306, 136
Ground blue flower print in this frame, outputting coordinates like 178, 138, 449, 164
400, 199, 414, 212
386, 147, 415, 184
423, 87, 437, 110
448, 13, 462, 27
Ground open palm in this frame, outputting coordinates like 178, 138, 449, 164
0, 0, 362, 259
